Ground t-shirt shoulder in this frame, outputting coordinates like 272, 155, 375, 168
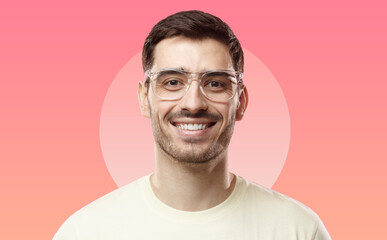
244, 178, 320, 219
241, 178, 328, 238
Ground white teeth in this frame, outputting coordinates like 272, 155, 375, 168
176, 123, 209, 130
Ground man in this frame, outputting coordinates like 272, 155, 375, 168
54, 10, 331, 239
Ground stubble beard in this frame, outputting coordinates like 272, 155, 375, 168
150, 110, 236, 165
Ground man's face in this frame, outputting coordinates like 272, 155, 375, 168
138, 36, 247, 164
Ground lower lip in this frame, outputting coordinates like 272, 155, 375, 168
170, 123, 214, 138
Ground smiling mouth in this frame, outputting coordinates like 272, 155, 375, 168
171, 122, 216, 131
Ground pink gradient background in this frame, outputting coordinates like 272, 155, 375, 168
1, 1, 386, 239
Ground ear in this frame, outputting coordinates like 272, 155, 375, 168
236, 86, 248, 121
138, 81, 150, 118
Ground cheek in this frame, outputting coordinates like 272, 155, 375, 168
153, 101, 176, 122
227, 106, 237, 119
214, 104, 236, 124
224, 100, 238, 117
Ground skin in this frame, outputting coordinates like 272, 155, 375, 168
138, 36, 248, 211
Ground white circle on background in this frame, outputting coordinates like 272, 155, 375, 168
100, 49, 290, 188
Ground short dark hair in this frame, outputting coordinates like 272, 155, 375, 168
142, 10, 244, 74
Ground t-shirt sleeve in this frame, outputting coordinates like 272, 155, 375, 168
53, 217, 78, 240
312, 216, 331, 240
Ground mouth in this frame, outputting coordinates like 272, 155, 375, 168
171, 121, 216, 131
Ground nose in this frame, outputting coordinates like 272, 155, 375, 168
178, 79, 208, 113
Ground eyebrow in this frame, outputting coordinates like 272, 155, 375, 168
158, 67, 188, 72
204, 71, 234, 77
156, 69, 186, 78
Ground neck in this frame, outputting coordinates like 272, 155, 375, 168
150, 146, 236, 211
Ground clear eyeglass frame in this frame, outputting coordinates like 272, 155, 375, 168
145, 68, 244, 103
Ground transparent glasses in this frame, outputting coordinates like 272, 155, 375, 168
145, 68, 244, 102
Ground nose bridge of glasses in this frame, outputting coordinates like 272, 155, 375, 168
183, 73, 208, 101
179, 85, 208, 113
186, 73, 203, 93
187, 72, 202, 83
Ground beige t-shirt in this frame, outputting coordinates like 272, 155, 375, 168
54, 175, 331, 240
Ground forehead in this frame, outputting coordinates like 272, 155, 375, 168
152, 36, 233, 72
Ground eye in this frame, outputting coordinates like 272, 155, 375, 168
207, 81, 224, 88
204, 80, 227, 91
165, 79, 181, 86
159, 77, 186, 91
